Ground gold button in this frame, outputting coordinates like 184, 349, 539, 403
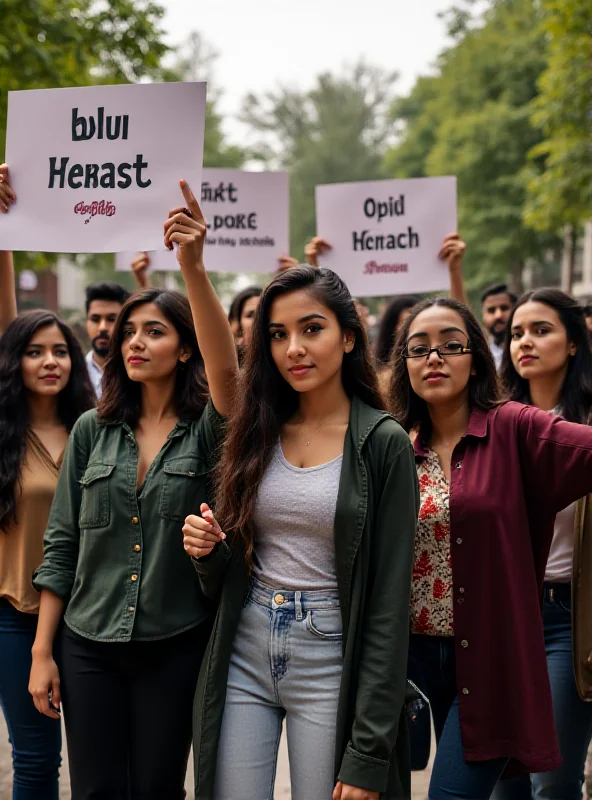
461, 639, 468, 648
274, 594, 285, 605
131, 574, 138, 582
128, 606, 135, 612
132, 517, 139, 525
456, 538, 463, 545
462, 687, 469, 695
133, 544, 141, 552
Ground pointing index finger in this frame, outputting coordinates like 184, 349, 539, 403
180, 179, 205, 224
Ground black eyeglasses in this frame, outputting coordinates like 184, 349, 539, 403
403, 340, 472, 359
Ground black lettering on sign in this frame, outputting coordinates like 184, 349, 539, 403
71, 107, 129, 142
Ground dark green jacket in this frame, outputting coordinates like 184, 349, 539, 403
192, 396, 419, 798
33, 401, 222, 642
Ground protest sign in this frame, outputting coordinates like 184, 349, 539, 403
116, 168, 289, 273
0, 82, 206, 253
315, 176, 457, 297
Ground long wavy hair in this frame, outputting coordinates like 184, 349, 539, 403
0, 310, 95, 532
389, 297, 499, 438
374, 295, 420, 364
98, 289, 208, 426
215, 265, 384, 565
501, 288, 592, 424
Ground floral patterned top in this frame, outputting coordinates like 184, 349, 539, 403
410, 448, 454, 636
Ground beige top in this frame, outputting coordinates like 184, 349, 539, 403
0, 432, 62, 614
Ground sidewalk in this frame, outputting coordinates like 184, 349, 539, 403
0, 715, 431, 799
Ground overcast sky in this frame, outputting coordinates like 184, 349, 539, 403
160, 0, 454, 142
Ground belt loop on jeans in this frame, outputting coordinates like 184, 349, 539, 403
542, 581, 571, 604
295, 591, 303, 621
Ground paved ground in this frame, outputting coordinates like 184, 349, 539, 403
0, 715, 431, 799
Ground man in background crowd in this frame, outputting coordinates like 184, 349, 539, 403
481, 282, 517, 369
84, 281, 130, 399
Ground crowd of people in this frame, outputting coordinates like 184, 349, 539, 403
0, 160, 591, 800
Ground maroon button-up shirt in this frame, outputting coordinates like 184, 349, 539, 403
414, 401, 592, 773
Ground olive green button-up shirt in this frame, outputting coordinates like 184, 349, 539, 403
33, 401, 222, 642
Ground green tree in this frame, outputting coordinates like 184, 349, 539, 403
241, 62, 398, 258
523, 0, 592, 232
384, 0, 561, 295
171, 32, 244, 168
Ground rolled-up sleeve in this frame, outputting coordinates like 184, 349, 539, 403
33, 411, 96, 600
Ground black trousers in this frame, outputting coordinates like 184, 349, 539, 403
58, 620, 211, 800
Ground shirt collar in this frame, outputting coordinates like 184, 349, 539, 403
413, 406, 491, 458
86, 350, 103, 374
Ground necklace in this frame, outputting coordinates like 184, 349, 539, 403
300, 421, 331, 447
298, 416, 348, 447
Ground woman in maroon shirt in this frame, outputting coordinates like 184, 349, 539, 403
389, 296, 592, 799
494, 289, 592, 800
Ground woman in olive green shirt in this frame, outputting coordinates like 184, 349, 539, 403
29, 182, 238, 800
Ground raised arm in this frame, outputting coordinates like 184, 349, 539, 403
131, 251, 152, 289
164, 180, 238, 416
439, 233, 469, 307
517, 403, 592, 512
0, 165, 18, 334
304, 236, 331, 268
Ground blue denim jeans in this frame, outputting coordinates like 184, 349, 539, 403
493, 592, 592, 800
409, 634, 509, 800
214, 578, 343, 800
0, 599, 61, 800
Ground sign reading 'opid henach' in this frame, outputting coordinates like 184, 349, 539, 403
0, 82, 207, 253
315, 176, 457, 297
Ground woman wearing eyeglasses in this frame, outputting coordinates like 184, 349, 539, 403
388, 296, 592, 799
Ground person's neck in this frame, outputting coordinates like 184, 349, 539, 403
528, 369, 567, 413
491, 333, 505, 348
294, 375, 351, 425
428, 394, 471, 449
139, 379, 178, 425
27, 393, 61, 430
92, 350, 107, 369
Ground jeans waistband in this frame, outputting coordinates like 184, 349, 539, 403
542, 582, 571, 604
248, 577, 340, 613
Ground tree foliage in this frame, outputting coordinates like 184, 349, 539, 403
241, 63, 398, 258
523, 0, 592, 231
171, 32, 244, 169
384, 0, 561, 294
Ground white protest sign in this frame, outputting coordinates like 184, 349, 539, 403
0, 82, 207, 253
116, 169, 289, 273
315, 176, 457, 297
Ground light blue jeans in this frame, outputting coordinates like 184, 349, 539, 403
214, 578, 343, 800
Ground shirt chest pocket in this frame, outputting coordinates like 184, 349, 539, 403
79, 464, 116, 529
160, 457, 208, 522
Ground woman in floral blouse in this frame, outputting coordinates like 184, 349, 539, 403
389, 296, 592, 799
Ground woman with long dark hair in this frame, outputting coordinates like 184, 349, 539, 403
493, 289, 592, 800
29, 181, 238, 800
0, 165, 95, 800
183, 265, 418, 800
389, 296, 592, 799
228, 285, 263, 348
